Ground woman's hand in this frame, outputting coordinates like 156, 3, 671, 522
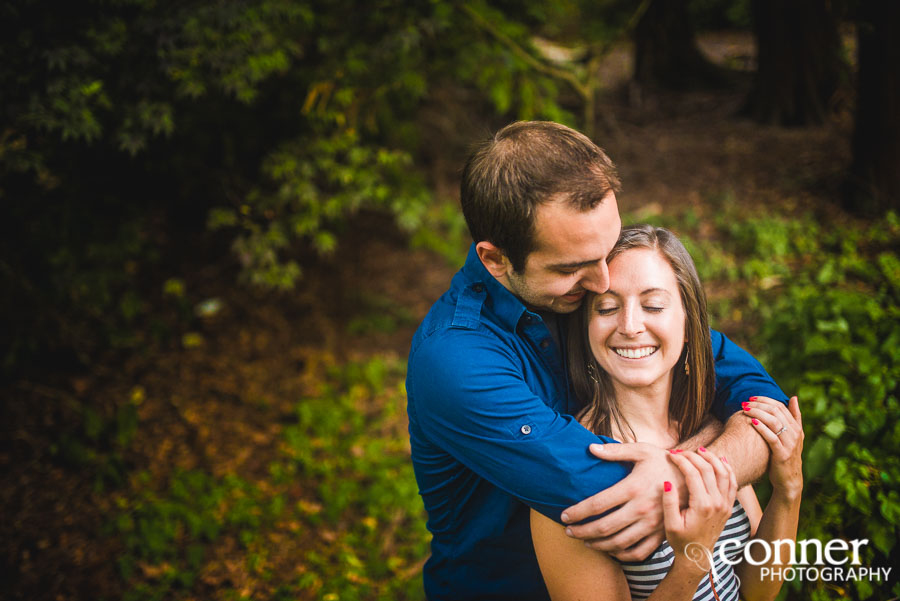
663, 450, 737, 572
743, 395, 804, 499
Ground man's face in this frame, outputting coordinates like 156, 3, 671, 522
503, 192, 621, 313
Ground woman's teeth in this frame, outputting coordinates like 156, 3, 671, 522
614, 347, 658, 359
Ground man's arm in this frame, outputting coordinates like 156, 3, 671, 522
708, 330, 788, 418
674, 414, 723, 451
676, 410, 768, 486
706, 409, 770, 485
706, 331, 787, 485
408, 327, 631, 519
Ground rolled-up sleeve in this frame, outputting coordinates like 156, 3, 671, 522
710, 329, 788, 420
408, 327, 630, 522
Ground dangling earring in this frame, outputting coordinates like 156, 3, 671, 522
587, 362, 600, 383
684, 348, 690, 376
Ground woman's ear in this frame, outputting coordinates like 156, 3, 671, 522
475, 241, 512, 280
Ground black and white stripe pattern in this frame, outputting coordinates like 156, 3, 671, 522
618, 501, 751, 600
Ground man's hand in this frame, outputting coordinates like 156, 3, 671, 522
560, 443, 686, 561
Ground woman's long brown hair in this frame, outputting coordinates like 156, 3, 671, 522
567, 224, 715, 442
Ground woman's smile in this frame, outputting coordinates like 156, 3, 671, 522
612, 345, 659, 359
589, 248, 686, 391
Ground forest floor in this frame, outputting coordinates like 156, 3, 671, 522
2, 32, 861, 601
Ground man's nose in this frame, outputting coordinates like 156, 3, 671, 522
581, 262, 610, 294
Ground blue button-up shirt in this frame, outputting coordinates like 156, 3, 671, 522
406, 245, 786, 600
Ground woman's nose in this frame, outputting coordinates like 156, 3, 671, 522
619, 304, 645, 336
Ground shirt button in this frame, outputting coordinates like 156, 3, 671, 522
520, 424, 532, 435
472, 284, 484, 293
540, 339, 551, 349
523, 315, 533, 323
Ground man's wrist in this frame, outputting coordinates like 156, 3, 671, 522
707, 413, 770, 486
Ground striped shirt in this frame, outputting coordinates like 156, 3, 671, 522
618, 501, 751, 601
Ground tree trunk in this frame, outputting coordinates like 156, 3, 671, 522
845, 3, 900, 214
632, 0, 726, 96
744, 0, 842, 126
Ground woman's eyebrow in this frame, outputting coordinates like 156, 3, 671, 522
596, 288, 671, 301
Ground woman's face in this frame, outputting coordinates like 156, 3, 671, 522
588, 248, 686, 392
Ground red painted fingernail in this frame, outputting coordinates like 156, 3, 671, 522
742, 402, 750, 411
721, 456, 728, 464
749, 396, 758, 401
752, 418, 759, 425
669, 448, 677, 454
664, 481, 672, 492
698, 446, 707, 452
675, 449, 684, 453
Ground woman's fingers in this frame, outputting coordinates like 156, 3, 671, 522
681, 451, 719, 501
745, 396, 798, 430
696, 448, 734, 502
669, 452, 709, 503
749, 411, 785, 452
788, 395, 803, 428
746, 396, 804, 495
744, 396, 803, 457
662, 478, 682, 531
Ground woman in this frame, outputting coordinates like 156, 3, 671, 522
531, 225, 804, 601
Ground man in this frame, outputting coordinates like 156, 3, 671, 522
406, 121, 786, 600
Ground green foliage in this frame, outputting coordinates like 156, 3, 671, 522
211, 118, 432, 289
52, 387, 143, 491
114, 469, 269, 601
696, 208, 900, 601
410, 199, 471, 269
112, 357, 428, 600
750, 215, 900, 601
2, 0, 614, 373
346, 294, 416, 336
281, 357, 429, 599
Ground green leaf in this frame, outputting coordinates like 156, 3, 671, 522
823, 418, 846, 439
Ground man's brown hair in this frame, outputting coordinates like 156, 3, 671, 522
460, 121, 620, 271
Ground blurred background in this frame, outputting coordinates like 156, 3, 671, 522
1, 1, 898, 600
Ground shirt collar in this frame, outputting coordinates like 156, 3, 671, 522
460, 243, 531, 332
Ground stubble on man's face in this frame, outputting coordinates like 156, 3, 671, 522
503, 193, 622, 314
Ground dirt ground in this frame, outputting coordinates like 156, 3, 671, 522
1, 32, 855, 600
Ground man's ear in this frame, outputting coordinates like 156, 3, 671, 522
475, 241, 511, 280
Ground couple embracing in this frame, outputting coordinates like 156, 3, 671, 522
407, 121, 803, 601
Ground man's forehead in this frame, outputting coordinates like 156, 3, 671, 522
530, 195, 621, 263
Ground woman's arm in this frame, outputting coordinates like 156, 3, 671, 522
531, 508, 709, 601
735, 396, 804, 601
531, 509, 631, 601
